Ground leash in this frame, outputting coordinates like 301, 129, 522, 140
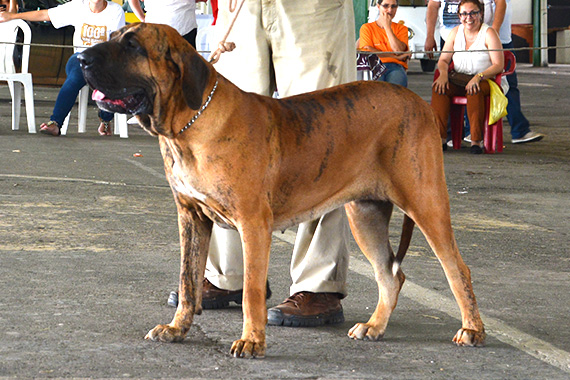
208, 0, 246, 64
178, 79, 219, 136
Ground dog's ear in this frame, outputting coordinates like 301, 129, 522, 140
182, 51, 210, 110
169, 40, 210, 110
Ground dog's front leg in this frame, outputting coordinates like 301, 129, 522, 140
230, 224, 272, 359
145, 206, 212, 342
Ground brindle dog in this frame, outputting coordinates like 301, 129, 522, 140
78, 23, 485, 358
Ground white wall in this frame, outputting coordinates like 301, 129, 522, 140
512, 0, 532, 24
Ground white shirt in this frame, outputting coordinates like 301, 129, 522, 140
143, 0, 197, 36
48, 0, 125, 52
453, 23, 509, 93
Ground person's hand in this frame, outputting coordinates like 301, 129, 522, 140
394, 52, 411, 62
465, 76, 481, 95
0, 10, 15, 23
432, 74, 449, 95
424, 36, 436, 59
378, 8, 392, 30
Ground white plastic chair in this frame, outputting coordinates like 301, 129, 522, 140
60, 84, 129, 138
0, 19, 36, 133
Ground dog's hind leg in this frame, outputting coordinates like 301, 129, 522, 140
345, 200, 406, 341
397, 166, 485, 346
405, 196, 486, 347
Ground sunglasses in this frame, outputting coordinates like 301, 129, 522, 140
459, 10, 481, 18
380, 4, 398, 9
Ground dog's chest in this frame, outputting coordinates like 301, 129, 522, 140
170, 161, 207, 202
169, 160, 235, 229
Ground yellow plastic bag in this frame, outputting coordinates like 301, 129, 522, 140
487, 79, 508, 125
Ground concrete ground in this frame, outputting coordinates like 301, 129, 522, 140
0, 60, 569, 379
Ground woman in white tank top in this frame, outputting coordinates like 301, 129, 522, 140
431, 0, 505, 154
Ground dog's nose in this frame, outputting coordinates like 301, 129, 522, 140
77, 51, 95, 69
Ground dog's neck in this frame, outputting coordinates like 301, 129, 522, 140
177, 79, 219, 136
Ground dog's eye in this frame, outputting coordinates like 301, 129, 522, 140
127, 38, 138, 49
124, 34, 147, 56
125, 35, 139, 49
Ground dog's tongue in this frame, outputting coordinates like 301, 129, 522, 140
92, 89, 106, 101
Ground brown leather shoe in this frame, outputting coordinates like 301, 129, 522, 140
201, 278, 243, 309
267, 291, 344, 327
167, 278, 271, 309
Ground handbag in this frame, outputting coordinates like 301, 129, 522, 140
448, 70, 474, 87
487, 79, 508, 125
356, 53, 386, 81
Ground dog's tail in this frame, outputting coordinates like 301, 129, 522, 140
392, 215, 415, 277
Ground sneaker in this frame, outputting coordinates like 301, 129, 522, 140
267, 292, 344, 327
512, 131, 544, 144
167, 278, 271, 309
463, 134, 472, 143
446, 138, 468, 149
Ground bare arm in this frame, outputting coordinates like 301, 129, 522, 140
377, 11, 407, 53
482, 27, 505, 78
425, 0, 440, 56
8, 0, 18, 12
128, 0, 145, 22
491, 0, 506, 34
0, 9, 50, 23
359, 44, 376, 51
432, 26, 457, 94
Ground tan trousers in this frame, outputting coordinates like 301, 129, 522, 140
431, 80, 492, 142
205, 0, 356, 297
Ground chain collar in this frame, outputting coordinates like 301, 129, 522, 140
178, 79, 219, 136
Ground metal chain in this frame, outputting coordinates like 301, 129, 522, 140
178, 79, 219, 136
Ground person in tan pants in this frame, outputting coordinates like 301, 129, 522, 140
168, 0, 356, 327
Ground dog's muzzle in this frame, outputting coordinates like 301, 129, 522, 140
78, 49, 152, 115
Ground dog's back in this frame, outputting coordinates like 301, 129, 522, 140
247, 80, 444, 228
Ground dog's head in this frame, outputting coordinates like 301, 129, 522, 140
79, 23, 211, 137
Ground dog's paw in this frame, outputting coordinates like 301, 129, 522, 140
230, 339, 266, 359
144, 324, 187, 343
347, 323, 384, 341
452, 328, 486, 347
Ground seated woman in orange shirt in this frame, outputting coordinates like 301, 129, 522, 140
358, 0, 410, 87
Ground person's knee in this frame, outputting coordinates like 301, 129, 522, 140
386, 67, 407, 87
65, 54, 81, 74
65, 56, 86, 87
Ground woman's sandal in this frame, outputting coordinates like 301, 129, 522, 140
39, 120, 61, 136
98, 120, 112, 136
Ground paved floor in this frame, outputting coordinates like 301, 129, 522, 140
0, 60, 569, 379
